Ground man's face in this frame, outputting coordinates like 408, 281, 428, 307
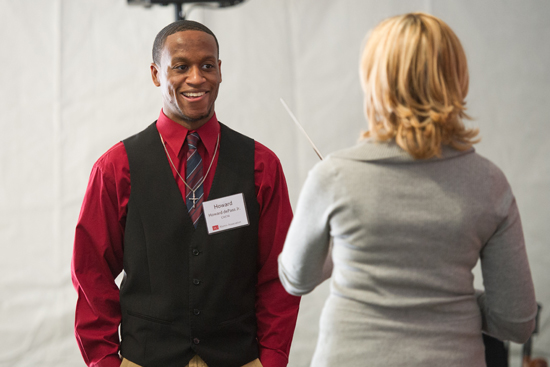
151, 30, 222, 129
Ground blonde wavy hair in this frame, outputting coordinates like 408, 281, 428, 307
360, 13, 479, 159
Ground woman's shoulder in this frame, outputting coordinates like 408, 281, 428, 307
464, 151, 514, 199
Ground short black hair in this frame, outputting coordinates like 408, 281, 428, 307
152, 20, 219, 65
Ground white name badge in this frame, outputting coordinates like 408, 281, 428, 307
203, 193, 250, 235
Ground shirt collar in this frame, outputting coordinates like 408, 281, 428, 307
156, 109, 220, 157
329, 139, 475, 163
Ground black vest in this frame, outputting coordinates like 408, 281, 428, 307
120, 122, 260, 367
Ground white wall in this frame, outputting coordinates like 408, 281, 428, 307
0, 0, 548, 366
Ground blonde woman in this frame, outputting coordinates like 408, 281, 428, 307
278, 13, 537, 366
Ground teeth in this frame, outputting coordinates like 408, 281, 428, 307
184, 92, 205, 97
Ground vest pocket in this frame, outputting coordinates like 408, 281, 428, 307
219, 311, 255, 327
127, 309, 173, 325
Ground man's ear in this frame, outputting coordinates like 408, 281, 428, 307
151, 63, 161, 87
218, 59, 222, 83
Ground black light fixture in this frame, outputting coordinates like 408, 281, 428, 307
128, 0, 247, 21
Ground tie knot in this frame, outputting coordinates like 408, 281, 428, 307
187, 132, 200, 150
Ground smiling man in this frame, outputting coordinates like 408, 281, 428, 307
72, 21, 300, 367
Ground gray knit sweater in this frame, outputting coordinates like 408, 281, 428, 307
279, 141, 537, 367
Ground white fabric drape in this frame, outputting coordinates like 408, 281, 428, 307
0, 0, 548, 366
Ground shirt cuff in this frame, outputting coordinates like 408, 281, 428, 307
90, 355, 122, 367
259, 348, 288, 367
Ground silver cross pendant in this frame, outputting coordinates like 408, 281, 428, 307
190, 191, 199, 209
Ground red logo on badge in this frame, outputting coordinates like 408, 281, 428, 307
213, 225, 219, 231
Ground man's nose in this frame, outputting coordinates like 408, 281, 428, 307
187, 66, 205, 84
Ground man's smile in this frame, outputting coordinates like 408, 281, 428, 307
182, 91, 207, 101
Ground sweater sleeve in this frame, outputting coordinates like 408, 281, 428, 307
478, 192, 537, 343
278, 161, 334, 296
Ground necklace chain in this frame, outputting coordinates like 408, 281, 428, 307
159, 131, 220, 198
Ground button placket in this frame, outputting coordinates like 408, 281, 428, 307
190, 244, 202, 346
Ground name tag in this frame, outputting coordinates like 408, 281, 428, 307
203, 193, 250, 235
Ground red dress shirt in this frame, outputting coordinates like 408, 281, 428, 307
72, 111, 300, 367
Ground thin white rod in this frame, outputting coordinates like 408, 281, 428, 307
280, 98, 323, 160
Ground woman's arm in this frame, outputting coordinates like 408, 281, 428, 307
278, 163, 335, 296
478, 194, 537, 343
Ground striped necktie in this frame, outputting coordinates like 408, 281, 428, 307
185, 132, 204, 227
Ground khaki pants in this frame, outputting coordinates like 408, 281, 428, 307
121, 355, 263, 367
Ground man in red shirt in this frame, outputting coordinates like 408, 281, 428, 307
72, 20, 300, 367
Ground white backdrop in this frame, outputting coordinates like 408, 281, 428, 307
0, 0, 548, 366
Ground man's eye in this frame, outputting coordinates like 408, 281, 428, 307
175, 65, 188, 71
203, 64, 215, 69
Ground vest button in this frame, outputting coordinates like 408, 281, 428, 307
193, 337, 200, 345
193, 309, 201, 316
192, 249, 200, 256
193, 279, 201, 285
